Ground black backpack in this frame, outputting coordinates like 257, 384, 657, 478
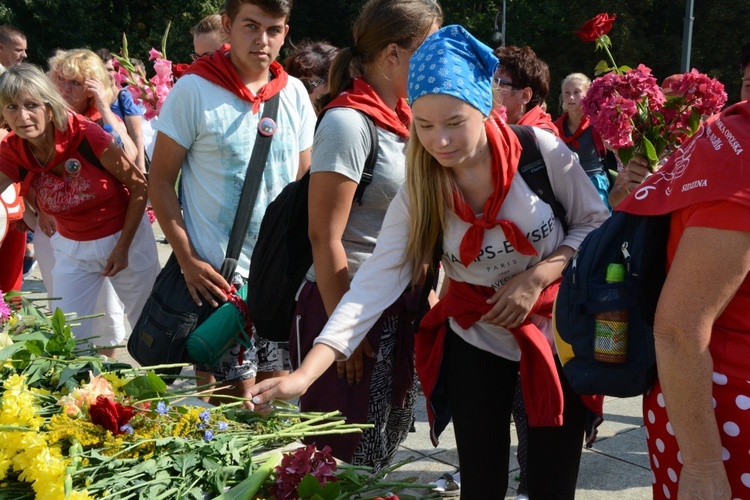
553, 211, 670, 397
247, 109, 378, 341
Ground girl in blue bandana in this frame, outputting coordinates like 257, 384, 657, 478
249, 25, 608, 498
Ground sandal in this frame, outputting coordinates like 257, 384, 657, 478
432, 471, 460, 497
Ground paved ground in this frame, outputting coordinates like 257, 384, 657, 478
21, 223, 654, 498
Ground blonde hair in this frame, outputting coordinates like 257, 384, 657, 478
0, 63, 70, 131
191, 14, 224, 36
404, 121, 456, 281
561, 72, 591, 91
51, 49, 116, 108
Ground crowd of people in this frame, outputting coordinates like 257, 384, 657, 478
1, 0, 749, 498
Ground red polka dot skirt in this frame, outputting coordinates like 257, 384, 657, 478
643, 372, 750, 499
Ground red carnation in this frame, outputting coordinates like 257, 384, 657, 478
576, 13, 616, 42
89, 395, 134, 435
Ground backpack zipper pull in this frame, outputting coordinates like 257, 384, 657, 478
621, 242, 631, 272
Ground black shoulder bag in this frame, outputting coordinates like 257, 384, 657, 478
127, 94, 281, 375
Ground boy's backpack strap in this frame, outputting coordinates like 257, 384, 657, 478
315, 108, 379, 206
509, 124, 569, 234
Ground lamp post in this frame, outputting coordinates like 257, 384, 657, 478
492, 0, 506, 46
680, 0, 694, 72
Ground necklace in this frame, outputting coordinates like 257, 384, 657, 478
34, 145, 55, 167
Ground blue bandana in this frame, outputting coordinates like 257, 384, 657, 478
408, 25, 498, 116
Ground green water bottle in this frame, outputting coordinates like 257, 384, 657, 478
594, 263, 628, 364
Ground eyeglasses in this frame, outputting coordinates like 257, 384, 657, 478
492, 77, 519, 93
300, 79, 326, 94
190, 51, 213, 61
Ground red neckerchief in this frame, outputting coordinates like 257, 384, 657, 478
184, 43, 288, 115
324, 77, 411, 138
555, 112, 607, 155
16, 112, 88, 175
2, 112, 89, 195
84, 105, 103, 124
518, 105, 559, 137
452, 117, 536, 267
415, 278, 604, 443
617, 100, 750, 215
554, 112, 591, 148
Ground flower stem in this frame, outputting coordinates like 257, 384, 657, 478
603, 44, 620, 74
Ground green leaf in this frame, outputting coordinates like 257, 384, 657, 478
319, 480, 342, 499
297, 474, 325, 497
616, 146, 635, 167
9, 331, 50, 342
133, 458, 159, 477
51, 308, 67, 336
123, 371, 167, 400
23, 359, 52, 386
202, 457, 222, 472
11, 349, 31, 370
0, 342, 26, 361
215, 453, 282, 500
653, 135, 669, 159
593, 60, 610, 76
24, 340, 44, 356
173, 454, 199, 477
335, 466, 364, 485
688, 109, 702, 135
56, 362, 90, 388
642, 137, 658, 164
618, 65, 632, 73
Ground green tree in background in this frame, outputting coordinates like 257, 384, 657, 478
0, 0, 222, 69
2, 0, 748, 110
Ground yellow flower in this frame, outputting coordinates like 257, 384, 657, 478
0, 331, 12, 348
171, 407, 203, 438
102, 373, 128, 394
69, 490, 94, 500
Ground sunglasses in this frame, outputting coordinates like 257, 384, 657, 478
493, 76, 519, 91
190, 51, 214, 61
300, 78, 326, 94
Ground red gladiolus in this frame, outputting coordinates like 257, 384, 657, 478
89, 396, 134, 435
576, 13, 616, 42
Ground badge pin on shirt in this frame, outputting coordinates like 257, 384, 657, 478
64, 158, 81, 178
258, 117, 277, 137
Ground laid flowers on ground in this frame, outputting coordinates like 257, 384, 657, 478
577, 12, 727, 170
0, 293, 436, 499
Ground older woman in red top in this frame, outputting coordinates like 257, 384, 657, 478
617, 100, 750, 499
0, 64, 159, 355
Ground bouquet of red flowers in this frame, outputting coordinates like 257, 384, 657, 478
577, 13, 727, 171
